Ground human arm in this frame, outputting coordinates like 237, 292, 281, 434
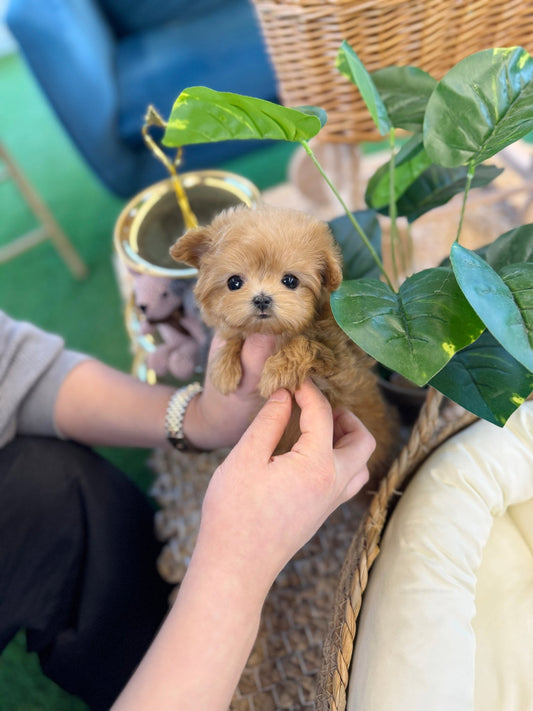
53, 332, 276, 449
112, 381, 375, 711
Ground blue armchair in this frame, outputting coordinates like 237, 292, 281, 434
6, 0, 278, 197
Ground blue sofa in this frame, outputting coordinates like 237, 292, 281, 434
6, 0, 279, 197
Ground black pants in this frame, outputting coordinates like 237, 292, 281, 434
0, 436, 172, 710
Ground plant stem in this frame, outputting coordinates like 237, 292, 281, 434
455, 162, 476, 243
301, 140, 394, 290
388, 128, 400, 287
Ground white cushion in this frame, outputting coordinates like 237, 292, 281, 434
347, 402, 533, 711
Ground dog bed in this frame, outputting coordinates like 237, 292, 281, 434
319, 398, 533, 711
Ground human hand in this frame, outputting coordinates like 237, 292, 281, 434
194, 380, 375, 599
183, 332, 277, 450
111, 380, 374, 711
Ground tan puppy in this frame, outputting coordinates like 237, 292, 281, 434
170, 204, 398, 482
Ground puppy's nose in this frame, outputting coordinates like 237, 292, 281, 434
252, 294, 272, 312
138, 303, 147, 314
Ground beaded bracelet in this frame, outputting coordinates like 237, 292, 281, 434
165, 381, 203, 450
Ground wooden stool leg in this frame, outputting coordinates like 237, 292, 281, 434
0, 144, 88, 279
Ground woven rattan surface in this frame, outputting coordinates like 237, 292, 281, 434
251, 0, 533, 143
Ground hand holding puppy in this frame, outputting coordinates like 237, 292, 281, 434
198, 379, 375, 594
183, 331, 277, 450
113, 380, 374, 711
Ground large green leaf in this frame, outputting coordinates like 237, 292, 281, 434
371, 66, 436, 132
451, 243, 533, 371
328, 210, 382, 280
485, 224, 533, 270
162, 87, 326, 146
331, 267, 485, 386
424, 47, 533, 167
336, 42, 392, 135
430, 330, 533, 425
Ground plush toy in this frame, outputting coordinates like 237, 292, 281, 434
131, 272, 210, 380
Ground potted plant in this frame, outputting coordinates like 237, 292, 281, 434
159, 43, 533, 427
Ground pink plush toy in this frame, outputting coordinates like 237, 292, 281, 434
132, 272, 210, 380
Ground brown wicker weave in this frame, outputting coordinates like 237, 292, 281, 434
251, 0, 533, 143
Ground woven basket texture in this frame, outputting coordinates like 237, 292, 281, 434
251, 0, 533, 143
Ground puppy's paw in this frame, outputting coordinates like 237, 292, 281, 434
259, 352, 303, 397
209, 340, 243, 394
259, 336, 323, 397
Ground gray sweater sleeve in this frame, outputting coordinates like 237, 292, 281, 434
0, 311, 88, 447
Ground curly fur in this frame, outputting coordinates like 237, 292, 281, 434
170, 204, 399, 482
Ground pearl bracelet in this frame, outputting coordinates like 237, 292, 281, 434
165, 381, 203, 450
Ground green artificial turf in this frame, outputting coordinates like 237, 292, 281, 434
0, 50, 296, 709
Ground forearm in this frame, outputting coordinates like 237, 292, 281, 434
112, 539, 265, 710
54, 359, 175, 448
54, 333, 277, 451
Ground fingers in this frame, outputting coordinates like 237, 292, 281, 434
207, 332, 277, 395
333, 409, 376, 454
333, 407, 375, 464
292, 380, 333, 454
232, 388, 292, 462
238, 334, 277, 392
332, 408, 375, 499
293, 383, 375, 500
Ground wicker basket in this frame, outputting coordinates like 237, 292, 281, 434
251, 0, 533, 143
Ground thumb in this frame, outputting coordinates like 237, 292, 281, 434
234, 388, 292, 461
239, 333, 277, 392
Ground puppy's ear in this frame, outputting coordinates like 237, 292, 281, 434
170, 226, 213, 268
321, 247, 344, 292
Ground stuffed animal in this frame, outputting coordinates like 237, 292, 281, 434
131, 272, 210, 380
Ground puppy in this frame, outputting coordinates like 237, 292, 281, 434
170, 204, 398, 482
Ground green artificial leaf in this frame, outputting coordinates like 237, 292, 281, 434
485, 224, 533, 270
162, 87, 325, 147
365, 135, 432, 211
296, 105, 329, 127
371, 66, 437, 132
439, 222, 533, 268
451, 243, 533, 371
328, 210, 382, 280
365, 135, 501, 221
424, 47, 533, 167
430, 330, 533, 425
331, 267, 485, 386
391, 163, 502, 223
336, 42, 392, 135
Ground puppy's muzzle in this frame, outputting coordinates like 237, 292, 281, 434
252, 293, 273, 316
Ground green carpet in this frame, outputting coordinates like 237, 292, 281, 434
0, 50, 296, 710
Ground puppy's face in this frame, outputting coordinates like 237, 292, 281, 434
170, 205, 343, 337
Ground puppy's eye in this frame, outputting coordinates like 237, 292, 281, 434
227, 275, 244, 291
281, 274, 299, 289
